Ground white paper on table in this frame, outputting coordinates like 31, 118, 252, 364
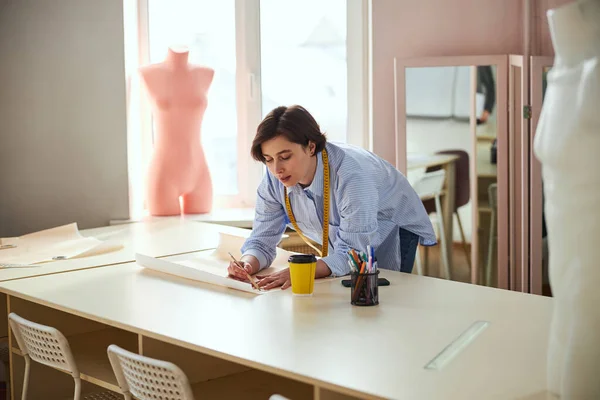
136, 253, 268, 294
136, 232, 329, 295
0, 223, 123, 265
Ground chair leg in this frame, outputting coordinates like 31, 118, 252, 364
22, 355, 31, 400
455, 211, 471, 269
4, 361, 9, 400
73, 376, 81, 400
435, 195, 450, 280
415, 245, 423, 275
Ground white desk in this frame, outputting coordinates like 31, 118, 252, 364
407, 153, 458, 171
0, 220, 250, 283
0, 257, 554, 399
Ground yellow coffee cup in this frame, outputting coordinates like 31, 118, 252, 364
288, 254, 317, 296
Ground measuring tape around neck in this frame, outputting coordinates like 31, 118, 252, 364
284, 149, 330, 257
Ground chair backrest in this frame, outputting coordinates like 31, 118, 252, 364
413, 170, 446, 199
107, 344, 195, 400
8, 312, 79, 378
423, 149, 470, 213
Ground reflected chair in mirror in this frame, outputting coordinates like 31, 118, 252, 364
412, 170, 450, 279
422, 150, 471, 273
107, 344, 195, 400
486, 183, 497, 287
8, 312, 120, 400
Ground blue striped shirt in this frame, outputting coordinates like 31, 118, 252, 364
241, 142, 437, 276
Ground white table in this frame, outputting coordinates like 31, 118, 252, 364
0, 256, 554, 399
0, 219, 250, 283
110, 208, 257, 229
0, 220, 255, 397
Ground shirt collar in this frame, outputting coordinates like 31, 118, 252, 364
289, 151, 323, 197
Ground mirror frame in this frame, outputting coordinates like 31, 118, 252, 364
509, 55, 527, 293
529, 56, 554, 296
393, 55, 508, 287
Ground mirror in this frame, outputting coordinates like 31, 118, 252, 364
395, 56, 508, 288
404, 66, 474, 284
401, 62, 500, 287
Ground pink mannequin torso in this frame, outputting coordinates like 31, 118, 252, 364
139, 47, 214, 215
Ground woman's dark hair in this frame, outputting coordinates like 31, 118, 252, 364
251, 105, 327, 162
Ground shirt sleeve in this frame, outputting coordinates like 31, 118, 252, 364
321, 170, 380, 277
241, 173, 287, 270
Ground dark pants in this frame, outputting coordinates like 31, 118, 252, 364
399, 228, 419, 274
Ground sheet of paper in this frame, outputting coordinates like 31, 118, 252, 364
136, 232, 328, 294
0, 223, 123, 265
136, 252, 265, 295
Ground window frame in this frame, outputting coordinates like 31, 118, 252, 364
128, 0, 370, 218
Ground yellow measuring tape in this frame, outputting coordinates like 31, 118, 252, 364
284, 149, 330, 257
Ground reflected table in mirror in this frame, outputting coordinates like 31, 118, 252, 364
476, 140, 497, 179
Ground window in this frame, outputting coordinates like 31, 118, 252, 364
260, 0, 347, 142
126, 0, 369, 219
147, 0, 239, 197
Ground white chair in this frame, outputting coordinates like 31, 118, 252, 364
269, 396, 290, 400
107, 344, 195, 400
8, 312, 119, 400
413, 170, 450, 279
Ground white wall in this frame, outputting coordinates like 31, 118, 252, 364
0, 0, 129, 237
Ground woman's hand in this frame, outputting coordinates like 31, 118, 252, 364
257, 268, 292, 290
256, 260, 332, 290
227, 255, 259, 282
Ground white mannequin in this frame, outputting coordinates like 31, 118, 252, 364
533, 0, 600, 398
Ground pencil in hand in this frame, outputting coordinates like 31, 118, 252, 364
227, 252, 262, 291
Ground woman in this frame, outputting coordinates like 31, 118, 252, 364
228, 105, 436, 290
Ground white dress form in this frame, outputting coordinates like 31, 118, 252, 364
533, 1, 600, 398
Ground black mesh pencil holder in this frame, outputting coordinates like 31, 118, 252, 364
350, 270, 379, 306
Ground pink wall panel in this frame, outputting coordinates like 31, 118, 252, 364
534, 0, 574, 55
371, 0, 523, 163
